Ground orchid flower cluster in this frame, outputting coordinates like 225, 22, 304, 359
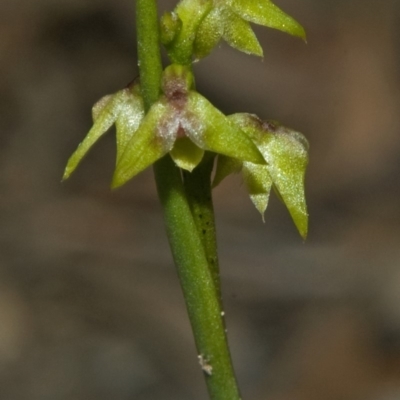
63, 0, 309, 237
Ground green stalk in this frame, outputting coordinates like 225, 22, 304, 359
136, 1, 241, 399
136, 0, 163, 108
153, 156, 241, 400
183, 153, 222, 305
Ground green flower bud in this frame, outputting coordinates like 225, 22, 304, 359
164, 0, 213, 65
160, 11, 182, 46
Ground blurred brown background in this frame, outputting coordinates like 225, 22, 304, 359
1, 0, 400, 399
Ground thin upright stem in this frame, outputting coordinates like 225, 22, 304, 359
183, 153, 222, 305
136, 1, 241, 399
136, 0, 163, 109
153, 156, 241, 400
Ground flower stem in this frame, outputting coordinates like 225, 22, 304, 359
136, 1, 241, 399
136, 0, 163, 109
183, 153, 222, 305
153, 156, 241, 400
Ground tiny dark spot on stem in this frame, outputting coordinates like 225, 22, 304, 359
202, 229, 206, 235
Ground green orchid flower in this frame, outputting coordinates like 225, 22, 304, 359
162, 0, 305, 63
112, 64, 265, 188
214, 113, 309, 238
63, 81, 145, 180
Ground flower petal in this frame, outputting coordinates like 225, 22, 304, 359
184, 92, 265, 164
260, 126, 309, 238
231, 0, 306, 40
242, 162, 273, 219
170, 137, 205, 171
63, 90, 126, 180
222, 8, 263, 57
112, 100, 177, 188
193, 7, 223, 60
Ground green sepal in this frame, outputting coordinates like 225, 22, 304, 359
229, 113, 308, 238
92, 94, 113, 121
112, 100, 175, 188
166, 0, 213, 64
213, 155, 243, 187
193, 8, 223, 60
222, 8, 263, 56
186, 92, 265, 164
63, 90, 126, 180
115, 87, 145, 163
168, 0, 305, 63
242, 162, 273, 219
259, 126, 309, 238
170, 137, 205, 171
231, 0, 306, 40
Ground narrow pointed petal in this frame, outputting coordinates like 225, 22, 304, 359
112, 101, 176, 188
170, 137, 205, 171
115, 89, 145, 163
185, 92, 265, 164
222, 8, 263, 57
213, 155, 243, 188
231, 0, 306, 40
193, 8, 223, 60
63, 91, 125, 180
242, 162, 273, 218
261, 128, 309, 238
